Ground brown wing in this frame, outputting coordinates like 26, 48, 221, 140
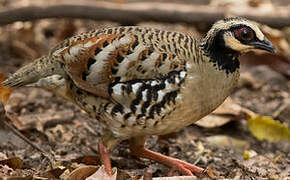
57, 30, 187, 99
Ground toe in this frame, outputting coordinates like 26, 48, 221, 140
168, 164, 194, 176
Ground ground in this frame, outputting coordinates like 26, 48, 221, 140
0, 10, 289, 180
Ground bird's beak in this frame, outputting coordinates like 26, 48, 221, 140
249, 37, 275, 53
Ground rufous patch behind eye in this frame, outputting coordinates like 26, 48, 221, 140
234, 27, 254, 42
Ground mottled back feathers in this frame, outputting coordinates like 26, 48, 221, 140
53, 26, 197, 99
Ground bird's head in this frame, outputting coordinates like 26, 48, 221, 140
202, 17, 275, 55
201, 17, 275, 74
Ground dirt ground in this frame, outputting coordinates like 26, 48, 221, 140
0, 2, 289, 179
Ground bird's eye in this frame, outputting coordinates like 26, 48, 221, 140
234, 27, 254, 42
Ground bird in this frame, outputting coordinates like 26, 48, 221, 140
1, 17, 275, 176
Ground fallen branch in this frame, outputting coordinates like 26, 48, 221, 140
9, 109, 74, 131
0, 2, 289, 28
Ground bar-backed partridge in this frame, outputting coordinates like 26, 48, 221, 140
2, 17, 275, 176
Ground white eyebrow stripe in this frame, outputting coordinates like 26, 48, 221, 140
255, 31, 264, 41
240, 21, 264, 41
251, 25, 264, 41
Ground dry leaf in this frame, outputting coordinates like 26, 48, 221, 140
0, 164, 13, 174
247, 116, 290, 142
72, 155, 100, 166
0, 74, 12, 105
206, 135, 249, 150
41, 167, 67, 179
195, 98, 242, 128
86, 166, 117, 180
0, 176, 33, 180
66, 165, 99, 180
0, 157, 24, 169
243, 149, 258, 160
205, 166, 216, 179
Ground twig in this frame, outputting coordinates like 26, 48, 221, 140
272, 98, 290, 119
193, 156, 201, 165
0, 2, 289, 28
4, 112, 56, 168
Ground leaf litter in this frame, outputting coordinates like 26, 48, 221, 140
247, 115, 290, 142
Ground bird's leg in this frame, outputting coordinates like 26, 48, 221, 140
129, 137, 206, 176
98, 131, 122, 176
98, 140, 112, 176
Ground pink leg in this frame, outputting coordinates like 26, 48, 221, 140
98, 140, 112, 176
129, 143, 207, 176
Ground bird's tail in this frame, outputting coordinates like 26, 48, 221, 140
1, 56, 63, 89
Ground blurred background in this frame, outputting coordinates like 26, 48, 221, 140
0, 0, 289, 179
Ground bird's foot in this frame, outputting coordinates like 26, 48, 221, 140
129, 143, 207, 176
98, 140, 112, 176
167, 161, 209, 176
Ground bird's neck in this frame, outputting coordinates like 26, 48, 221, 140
200, 35, 240, 75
